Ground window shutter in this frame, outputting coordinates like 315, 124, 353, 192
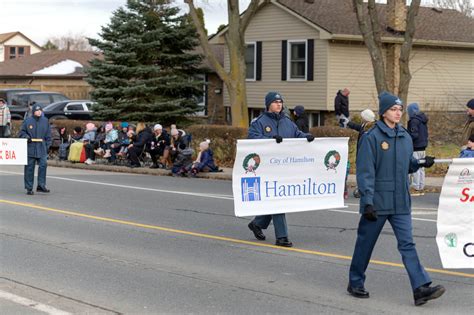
25, 46, 31, 56
5, 46, 10, 60
256, 41, 262, 81
307, 39, 314, 81
281, 40, 287, 81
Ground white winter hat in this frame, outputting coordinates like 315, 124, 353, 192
153, 124, 163, 131
361, 109, 376, 122
200, 139, 211, 150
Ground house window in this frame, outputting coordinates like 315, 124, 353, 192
245, 42, 256, 80
288, 40, 307, 80
8, 46, 27, 59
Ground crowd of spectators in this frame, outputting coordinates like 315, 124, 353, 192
48, 121, 220, 177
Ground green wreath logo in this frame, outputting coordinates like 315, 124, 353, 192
243, 153, 261, 175
324, 150, 341, 171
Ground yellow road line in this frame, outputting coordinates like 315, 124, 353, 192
1, 199, 473, 279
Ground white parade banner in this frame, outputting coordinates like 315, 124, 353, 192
232, 138, 348, 217
436, 158, 474, 269
0, 138, 27, 165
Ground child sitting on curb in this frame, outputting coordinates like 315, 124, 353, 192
188, 139, 219, 177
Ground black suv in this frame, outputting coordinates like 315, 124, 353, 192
9, 92, 70, 119
0, 88, 39, 105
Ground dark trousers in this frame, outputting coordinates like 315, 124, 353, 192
85, 143, 95, 160
128, 146, 142, 166
149, 148, 164, 165
252, 214, 288, 239
349, 214, 431, 290
24, 156, 47, 191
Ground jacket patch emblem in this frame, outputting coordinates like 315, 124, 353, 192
29, 125, 33, 129
265, 126, 272, 133
381, 141, 390, 150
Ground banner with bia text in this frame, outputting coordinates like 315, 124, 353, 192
232, 138, 349, 217
0, 138, 27, 165
436, 158, 474, 269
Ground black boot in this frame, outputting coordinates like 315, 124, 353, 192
414, 284, 445, 306
26, 190, 34, 195
248, 222, 265, 240
36, 186, 50, 193
275, 237, 293, 247
347, 284, 369, 298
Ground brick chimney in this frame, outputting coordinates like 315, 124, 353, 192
387, 0, 407, 32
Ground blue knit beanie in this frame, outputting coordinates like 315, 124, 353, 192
407, 103, 419, 118
467, 99, 474, 110
32, 103, 43, 112
294, 105, 305, 116
265, 91, 283, 110
378, 91, 403, 115
121, 122, 129, 128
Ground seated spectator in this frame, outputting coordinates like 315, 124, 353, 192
70, 126, 83, 142
149, 124, 170, 169
83, 123, 97, 165
114, 122, 131, 158
459, 135, 474, 158
127, 122, 153, 168
188, 139, 219, 177
49, 123, 62, 149
171, 142, 195, 177
163, 125, 191, 168
95, 122, 118, 158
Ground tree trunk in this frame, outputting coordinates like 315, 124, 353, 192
185, 0, 265, 127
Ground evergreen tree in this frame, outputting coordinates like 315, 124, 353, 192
86, 0, 203, 124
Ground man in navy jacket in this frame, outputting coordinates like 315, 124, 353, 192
347, 92, 445, 306
407, 103, 429, 195
19, 104, 51, 195
247, 92, 314, 247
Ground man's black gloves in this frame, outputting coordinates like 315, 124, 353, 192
27, 136, 32, 143
363, 205, 378, 222
273, 135, 283, 143
306, 134, 315, 142
419, 156, 435, 168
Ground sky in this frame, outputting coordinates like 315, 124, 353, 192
0, 0, 250, 46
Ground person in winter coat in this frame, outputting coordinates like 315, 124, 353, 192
171, 142, 195, 176
149, 124, 171, 169
347, 91, 445, 306
293, 105, 309, 133
127, 123, 153, 168
0, 98, 12, 137
461, 99, 474, 144
188, 139, 219, 177
164, 126, 191, 167
247, 91, 314, 248
407, 103, 429, 196
334, 88, 350, 127
18, 104, 52, 195
83, 123, 97, 165
459, 134, 474, 158
347, 109, 377, 198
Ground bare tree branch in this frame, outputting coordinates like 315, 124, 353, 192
184, 0, 230, 82
240, 0, 268, 34
354, 0, 388, 93
399, 0, 421, 104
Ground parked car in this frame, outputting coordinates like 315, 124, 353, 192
9, 92, 70, 119
0, 88, 40, 105
43, 100, 96, 120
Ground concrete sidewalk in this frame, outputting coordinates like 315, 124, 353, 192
48, 160, 444, 191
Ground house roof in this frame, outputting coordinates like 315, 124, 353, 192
276, 0, 474, 44
0, 50, 102, 77
0, 31, 43, 49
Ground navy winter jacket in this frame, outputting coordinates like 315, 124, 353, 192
248, 111, 308, 139
19, 116, 51, 158
195, 149, 218, 172
356, 121, 420, 215
407, 113, 429, 151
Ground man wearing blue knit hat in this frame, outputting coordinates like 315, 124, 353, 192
347, 91, 445, 306
247, 91, 314, 247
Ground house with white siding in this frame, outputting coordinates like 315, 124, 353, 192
0, 32, 43, 62
209, 0, 474, 126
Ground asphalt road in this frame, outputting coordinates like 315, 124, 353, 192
0, 166, 472, 314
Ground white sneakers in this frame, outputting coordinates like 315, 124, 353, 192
84, 158, 96, 165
